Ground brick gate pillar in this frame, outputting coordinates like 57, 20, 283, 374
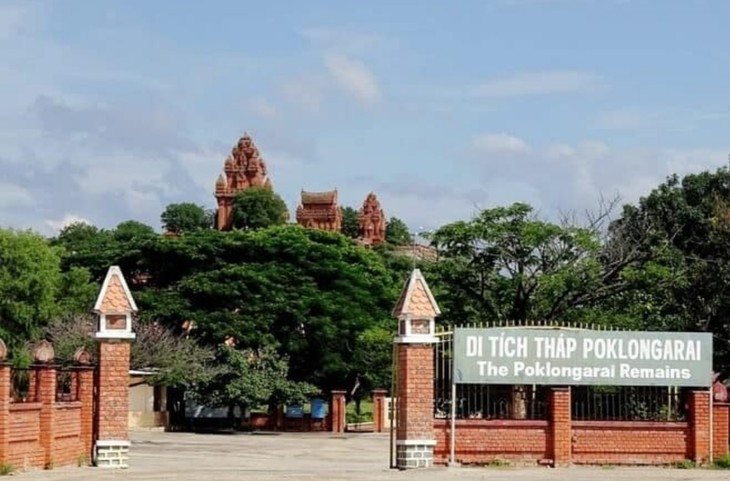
0, 341, 9, 465
712, 403, 729, 460
689, 390, 711, 464
392, 269, 441, 469
372, 389, 387, 433
92, 266, 137, 469
330, 391, 347, 433
549, 387, 571, 467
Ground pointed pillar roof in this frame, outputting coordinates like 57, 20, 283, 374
392, 268, 441, 319
93, 266, 138, 314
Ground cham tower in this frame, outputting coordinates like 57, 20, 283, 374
214, 133, 273, 230
295, 190, 342, 232
358, 192, 386, 246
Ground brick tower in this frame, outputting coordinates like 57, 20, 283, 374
358, 192, 386, 246
92, 266, 137, 468
214, 134, 274, 230
392, 268, 440, 469
295, 190, 342, 232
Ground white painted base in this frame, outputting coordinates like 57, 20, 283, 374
95, 440, 130, 469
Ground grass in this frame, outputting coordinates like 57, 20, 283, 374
346, 399, 374, 424
712, 454, 730, 469
674, 459, 696, 469
0, 463, 13, 476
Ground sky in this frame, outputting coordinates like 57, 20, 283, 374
0, 0, 729, 235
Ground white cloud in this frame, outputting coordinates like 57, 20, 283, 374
324, 53, 382, 106
0, 183, 35, 207
45, 213, 92, 233
476, 70, 602, 98
0, 4, 29, 39
472, 133, 531, 154
468, 133, 730, 216
248, 96, 277, 119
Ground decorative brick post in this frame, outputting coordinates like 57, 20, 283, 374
0, 340, 9, 465
75, 347, 95, 464
92, 266, 137, 469
372, 389, 387, 433
689, 390, 711, 464
713, 402, 729, 459
331, 391, 347, 434
549, 387, 571, 467
392, 269, 440, 469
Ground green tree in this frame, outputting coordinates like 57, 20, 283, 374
114, 220, 156, 241
231, 187, 288, 230
341, 206, 360, 239
190, 345, 318, 426
428, 203, 625, 325
385, 217, 411, 245
0, 229, 62, 347
610, 167, 730, 370
161, 203, 213, 233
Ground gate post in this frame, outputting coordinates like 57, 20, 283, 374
549, 387, 572, 467
0, 342, 9, 465
92, 266, 137, 469
372, 389, 387, 433
392, 269, 441, 469
330, 391, 347, 433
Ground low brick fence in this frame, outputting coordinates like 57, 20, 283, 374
433, 388, 730, 466
0, 363, 94, 471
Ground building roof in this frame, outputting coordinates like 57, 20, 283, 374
300, 190, 338, 205
392, 268, 441, 318
93, 266, 138, 314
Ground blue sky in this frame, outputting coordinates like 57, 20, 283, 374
1, 0, 728, 234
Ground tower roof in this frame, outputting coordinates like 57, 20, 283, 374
300, 190, 338, 205
392, 268, 441, 318
93, 266, 138, 314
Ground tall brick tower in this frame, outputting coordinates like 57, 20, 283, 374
392, 268, 441, 469
92, 266, 137, 468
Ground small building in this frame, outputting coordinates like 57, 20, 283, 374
129, 369, 169, 430
295, 190, 342, 232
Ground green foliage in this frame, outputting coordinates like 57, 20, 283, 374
190, 345, 318, 411
674, 459, 697, 469
114, 220, 156, 241
352, 325, 393, 392
0, 229, 62, 347
385, 217, 411, 245
231, 187, 289, 230
0, 463, 14, 475
341, 206, 360, 239
713, 454, 730, 469
429, 203, 609, 325
161, 202, 213, 233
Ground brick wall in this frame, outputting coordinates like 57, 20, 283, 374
432, 388, 729, 466
572, 421, 690, 464
434, 419, 549, 463
0, 364, 94, 472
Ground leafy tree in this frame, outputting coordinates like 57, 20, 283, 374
428, 203, 628, 325
611, 167, 730, 370
341, 206, 360, 239
0, 229, 62, 348
189, 345, 318, 426
114, 220, 156, 241
231, 187, 288, 230
161, 203, 213, 233
385, 217, 411, 245
45, 315, 216, 388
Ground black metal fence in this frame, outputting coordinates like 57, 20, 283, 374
434, 324, 690, 422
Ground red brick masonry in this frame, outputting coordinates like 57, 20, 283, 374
433, 388, 729, 466
0, 364, 94, 471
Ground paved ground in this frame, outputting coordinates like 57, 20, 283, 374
14, 431, 730, 480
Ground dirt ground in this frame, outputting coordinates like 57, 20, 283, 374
14, 431, 730, 481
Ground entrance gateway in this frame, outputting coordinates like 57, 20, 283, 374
391, 268, 728, 469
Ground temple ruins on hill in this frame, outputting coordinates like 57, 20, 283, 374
214, 134, 387, 246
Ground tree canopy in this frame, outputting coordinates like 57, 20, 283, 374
231, 187, 289, 230
341, 206, 360, 239
385, 217, 411, 245
161, 203, 213, 233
